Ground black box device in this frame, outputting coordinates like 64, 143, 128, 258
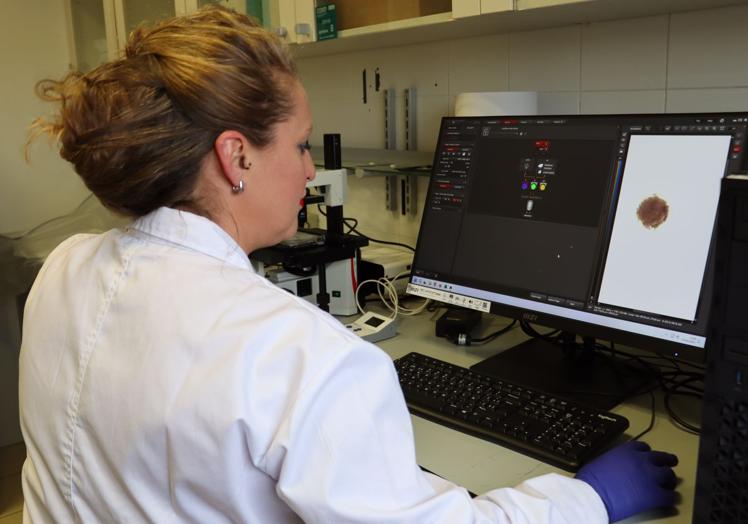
436, 307, 482, 342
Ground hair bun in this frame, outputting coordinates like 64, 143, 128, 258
29, 5, 297, 218
125, 26, 148, 58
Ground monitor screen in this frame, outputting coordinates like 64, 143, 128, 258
407, 113, 748, 406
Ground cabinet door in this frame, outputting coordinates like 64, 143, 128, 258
452, 0, 481, 18
193, 0, 247, 13
65, 0, 118, 69
66, 0, 256, 69
453, 0, 512, 17
292, 0, 315, 44
481, 0, 513, 14
112, 0, 184, 51
516, 0, 594, 8
265, 0, 312, 44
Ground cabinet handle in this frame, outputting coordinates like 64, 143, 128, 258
295, 23, 311, 36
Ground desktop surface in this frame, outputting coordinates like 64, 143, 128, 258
375, 311, 701, 523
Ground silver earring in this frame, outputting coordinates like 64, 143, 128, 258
232, 180, 244, 194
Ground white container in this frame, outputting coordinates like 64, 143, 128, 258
455, 91, 538, 117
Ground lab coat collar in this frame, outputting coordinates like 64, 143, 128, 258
130, 207, 252, 271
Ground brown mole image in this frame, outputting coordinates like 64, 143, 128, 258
637, 195, 669, 229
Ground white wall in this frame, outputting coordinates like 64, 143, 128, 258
0, 1, 90, 446
297, 4, 748, 248
0, 1, 90, 237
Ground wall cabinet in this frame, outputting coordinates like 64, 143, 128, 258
112, 0, 180, 53
66, 0, 748, 66
66, 0, 249, 70
289, 0, 748, 58
264, 0, 316, 44
270, 1, 477, 45
479, 0, 513, 15
65, 0, 113, 71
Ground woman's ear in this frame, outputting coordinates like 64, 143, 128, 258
214, 130, 252, 190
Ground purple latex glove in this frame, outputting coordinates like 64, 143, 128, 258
575, 440, 678, 522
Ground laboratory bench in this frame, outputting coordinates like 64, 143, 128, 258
370, 309, 701, 523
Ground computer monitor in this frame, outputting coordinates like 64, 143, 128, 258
407, 112, 748, 410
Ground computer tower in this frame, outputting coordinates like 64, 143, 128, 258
693, 176, 748, 524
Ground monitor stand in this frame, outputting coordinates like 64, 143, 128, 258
469, 332, 655, 411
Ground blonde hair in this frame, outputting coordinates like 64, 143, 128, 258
29, 6, 297, 217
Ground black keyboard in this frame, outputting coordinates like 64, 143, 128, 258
394, 352, 630, 471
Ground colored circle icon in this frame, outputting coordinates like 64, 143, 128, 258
540, 183, 547, 191
530, 182, 538, 190
521, 181, 529, 190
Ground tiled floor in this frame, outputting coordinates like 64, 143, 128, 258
0, 442, 24, 524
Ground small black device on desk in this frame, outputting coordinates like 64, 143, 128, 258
395, 352, 629, 471
435, 307, 482, 345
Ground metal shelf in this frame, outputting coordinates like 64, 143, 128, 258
311, 147, 434, 177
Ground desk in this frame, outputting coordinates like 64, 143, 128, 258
374, 310, 701, 523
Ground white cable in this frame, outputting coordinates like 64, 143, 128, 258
389, 270, 430, 316
354, 270, 430, 319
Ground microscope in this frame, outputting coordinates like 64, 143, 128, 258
250, 134, 368, 315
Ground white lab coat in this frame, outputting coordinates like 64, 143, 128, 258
19, 207, 607, 523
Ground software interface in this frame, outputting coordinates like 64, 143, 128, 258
408, 114, 748, 350
598, 135, 730, 322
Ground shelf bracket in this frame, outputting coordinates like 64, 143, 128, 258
385, 88, 398, 211
386, 176, 398, 212
384, 88, 396, 150
401, 175, 418, 217
405, 87, 417, 152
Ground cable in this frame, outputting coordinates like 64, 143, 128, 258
314, 204, 360, 233
468, 320, 518, 346
354, 269, 429, 319
664, 391, 702, 434
519, 331, 703, 437
628, 354, 682, 373
344, 217, 358, 234
426, 301, 442, 313
608, 343, 704, 435
306, 202, 421, 317
519, 321, 560, 341
315, 205, 415, 252
351, 227, 415, 252
659, 372, 704, 394
660, 374, 704, 434
630, 389, 657, 441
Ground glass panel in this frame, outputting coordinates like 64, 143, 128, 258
123, 0, 176, 35
197, 0, 248, 14
69, 0, 108, 72
246, 0, 263, 21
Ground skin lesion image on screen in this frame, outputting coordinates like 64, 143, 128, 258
597, 134, 731, 322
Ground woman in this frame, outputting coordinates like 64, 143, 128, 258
20, 6, 677, 523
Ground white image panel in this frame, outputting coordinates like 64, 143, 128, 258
598, 134, 731, 321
